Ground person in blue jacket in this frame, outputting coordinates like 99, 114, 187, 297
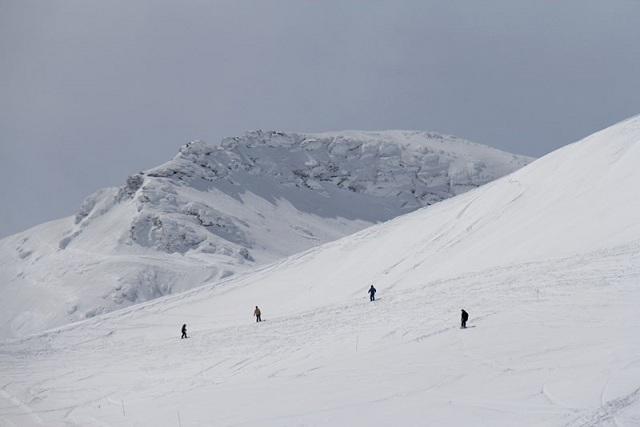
368, 285, 377, 302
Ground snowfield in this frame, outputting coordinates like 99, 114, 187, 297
0, 130, 530, 339
2, 115, 640, 426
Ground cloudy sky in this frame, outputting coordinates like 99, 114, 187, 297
1, 0, 639, 237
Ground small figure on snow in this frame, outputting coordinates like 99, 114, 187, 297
460, 309, 469, 329
181, 323, 188, 339
368, 285, 377, 302
254, 306, 262, 323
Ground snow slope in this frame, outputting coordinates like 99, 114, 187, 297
1, 116, 639, 426
0, 130, 530, 339
0, 116, 640, 426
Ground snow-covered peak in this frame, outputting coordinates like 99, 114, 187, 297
0, 130, 530, 338
169, 129, 529, 208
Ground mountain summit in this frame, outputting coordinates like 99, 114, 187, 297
0, 130, 530, 338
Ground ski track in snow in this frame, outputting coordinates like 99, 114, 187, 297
1, 241, 639, 426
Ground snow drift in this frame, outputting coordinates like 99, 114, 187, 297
1, 116, 639, 426
0, 130, 530, 338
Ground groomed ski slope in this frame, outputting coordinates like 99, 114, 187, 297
1, 116, 640, 426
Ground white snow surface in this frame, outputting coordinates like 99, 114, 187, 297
0, 130, 530, 339
1, 116, 640, 426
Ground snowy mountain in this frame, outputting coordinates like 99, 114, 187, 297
1, 116, 638, 426
0, 130, 530, 338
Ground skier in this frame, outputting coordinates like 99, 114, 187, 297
460, 309, 469, 329
368, 285, 377, 302
181, 323, 188, 339
254, 306, 262, 323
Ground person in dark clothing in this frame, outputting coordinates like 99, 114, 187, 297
181, 324, 188, 339
368, 285, 377, 302
461, 309, 469, 329
254, 306, 262, 322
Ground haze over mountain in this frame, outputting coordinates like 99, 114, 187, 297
0, 130, 530, 339
1, 116, 637, 426
4, 1, 640, 240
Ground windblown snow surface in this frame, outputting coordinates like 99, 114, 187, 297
3, 116, 640, 427
0, 130, 530, 339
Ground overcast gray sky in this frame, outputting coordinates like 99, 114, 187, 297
1, 0, 639, 238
